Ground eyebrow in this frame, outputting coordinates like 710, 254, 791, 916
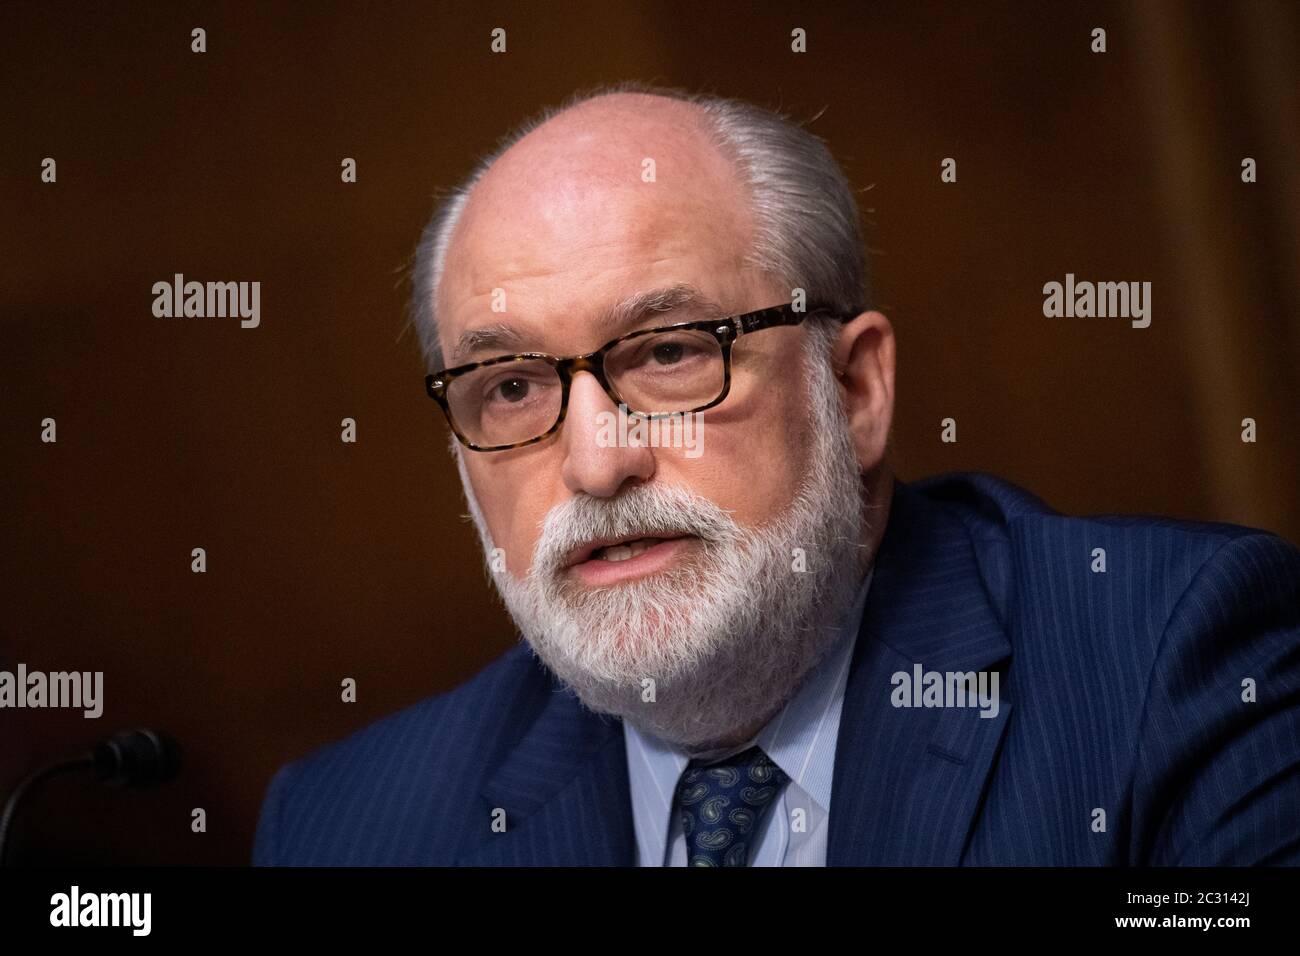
448, 283, 728, 366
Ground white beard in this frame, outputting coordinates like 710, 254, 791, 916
455, 327, 870, 753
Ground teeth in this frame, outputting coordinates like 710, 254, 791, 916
593, 538, 660, 562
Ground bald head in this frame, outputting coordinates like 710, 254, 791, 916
465, 91, 736, 212
410, 83, 870, 373
436, 93, 756, 364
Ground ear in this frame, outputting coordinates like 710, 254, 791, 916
831, 310, 895, 471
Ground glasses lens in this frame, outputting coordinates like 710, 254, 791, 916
605, 328, 725, 415
445, 359, 562, 448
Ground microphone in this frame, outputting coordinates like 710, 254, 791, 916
0, 728, 182, 865
91, 727, 183, 787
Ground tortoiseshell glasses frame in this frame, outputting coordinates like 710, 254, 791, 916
425, 301, 854, 452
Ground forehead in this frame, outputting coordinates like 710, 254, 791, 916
435, 102, 756, 358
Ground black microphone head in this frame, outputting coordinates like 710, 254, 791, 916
90, 728, 182, 788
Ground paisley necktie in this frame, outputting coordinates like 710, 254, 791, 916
673, 744, 789, 866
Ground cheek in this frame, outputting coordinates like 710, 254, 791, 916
467, 462, 551, 577
674, 332, 817, 525
671, 397, 810, 528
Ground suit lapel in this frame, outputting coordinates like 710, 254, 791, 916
828, 479, 1014, 865
456, 681, 635, 866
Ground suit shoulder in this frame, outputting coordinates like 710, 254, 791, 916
254, 642, 550, 865
912, 469, 1297, 627
915, 468, 1291, 561
1018, 493, 1294, 586
289, 641, 544, 773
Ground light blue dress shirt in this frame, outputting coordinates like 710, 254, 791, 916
622, 568, 873, 866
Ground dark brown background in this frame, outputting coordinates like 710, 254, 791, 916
2, 0, 1296, 864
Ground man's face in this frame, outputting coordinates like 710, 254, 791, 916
437, 105, 818, 585
432, 96, 878, 751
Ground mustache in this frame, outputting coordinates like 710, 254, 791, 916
531, 482, 743, 577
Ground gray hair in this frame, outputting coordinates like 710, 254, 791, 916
407, 80, 870, 372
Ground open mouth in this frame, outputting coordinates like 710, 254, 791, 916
562, 534, 698, 583
566, 534, 692, 566
589, 537, 678, 562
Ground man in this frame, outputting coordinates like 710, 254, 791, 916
253, 82, 1300, 866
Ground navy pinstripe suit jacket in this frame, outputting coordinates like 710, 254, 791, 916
253, 472, 1300, 866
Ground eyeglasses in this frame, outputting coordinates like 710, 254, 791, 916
425, 301, 853, 452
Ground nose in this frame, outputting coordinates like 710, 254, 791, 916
559, 371, 655, 498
